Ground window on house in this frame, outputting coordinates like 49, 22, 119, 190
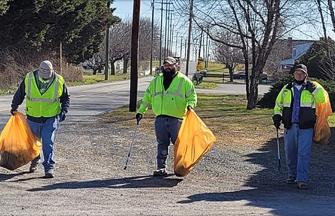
292, 48, 296, 58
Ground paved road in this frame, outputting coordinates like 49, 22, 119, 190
197, 82, 270, 95
0, 77, 152, 128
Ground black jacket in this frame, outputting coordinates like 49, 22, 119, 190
281, 81, 316, 129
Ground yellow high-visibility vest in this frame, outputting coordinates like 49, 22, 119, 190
138, 72, 197, 119
24, 72, 64, 117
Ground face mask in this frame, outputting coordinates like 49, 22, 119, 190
294, 79, 305, 85
38, 76, 51, 83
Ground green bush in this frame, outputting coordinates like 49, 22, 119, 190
257, 75, 293, 108
257, 76, 335, 111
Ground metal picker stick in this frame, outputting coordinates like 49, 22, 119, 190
123, 120, 140, 170
276, 128, 281, 171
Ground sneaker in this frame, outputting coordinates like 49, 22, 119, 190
297, 182, 308, 190
43, 170, 54, 179
29, 163, 38, 173
286, 176, 296, 184
153, 168, 168, 177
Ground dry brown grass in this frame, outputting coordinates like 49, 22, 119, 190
0, 49, 82, 89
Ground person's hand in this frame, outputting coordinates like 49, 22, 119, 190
10, 109, 17, 116
59, 111, 66, 122
135, 113, 142, 124
272, 114, 282, 129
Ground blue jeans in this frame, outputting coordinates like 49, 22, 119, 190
29, 117, 59, 173
284, 124, 313, 183
155, 116, 182, 169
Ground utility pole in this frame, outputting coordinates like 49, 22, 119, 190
129, 0, 141, 112
170, 26, 174, 56
179, 36, 183, 58
203, 31, 206, 62
150, 0, 155, 75
198, 30, 203, 59
184, 39, 187, 60
193, 40, 197, 61
185, 0, 194, 76
206, 40, 210, 69
159, 0, 163, 66
175, 33, 178, 56
104, 1, 111, 81
205, 30, 209, 69
169, 12, 173, 56
164, 0, 168, 59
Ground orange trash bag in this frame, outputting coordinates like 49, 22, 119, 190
174, 109, 216, 177
0, 112, 41, 170
313, 86, 332, 144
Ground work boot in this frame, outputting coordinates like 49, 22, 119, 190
43, 169, 54, 179
297, 182, 308, 190
286, 176, 296, 184
153, 168, 168, 177
29, 162, 39, 173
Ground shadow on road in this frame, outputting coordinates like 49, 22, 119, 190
0, 171, 30, 182
28, 174, 182, 192
179, 128, 335, 215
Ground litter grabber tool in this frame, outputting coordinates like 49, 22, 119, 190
123, 119, 140, 170
276, 128, 281, 171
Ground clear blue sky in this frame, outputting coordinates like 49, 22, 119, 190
112, 0, 335, 41
112, 0, 153, 21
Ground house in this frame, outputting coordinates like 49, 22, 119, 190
279, 40, 315, 73
265, 37, 317, 79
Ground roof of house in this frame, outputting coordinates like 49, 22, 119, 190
280, 42, 314, 66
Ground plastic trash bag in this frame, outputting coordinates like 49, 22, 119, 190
0, 112, 41, 170
174, 109, 216, 177
313, 85, 332, 144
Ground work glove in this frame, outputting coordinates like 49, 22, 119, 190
59, 111, 66, 122
10, 108, 17, 116
135, 113, 142, 124
272, 114, 282, 129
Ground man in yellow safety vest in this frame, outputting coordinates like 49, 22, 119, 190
11, 60, 70, 178
136, 56, 197, 176
273, 64, 326, 189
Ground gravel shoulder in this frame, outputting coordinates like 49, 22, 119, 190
1, 103, 335, 215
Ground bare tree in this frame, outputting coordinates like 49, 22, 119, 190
328, 0, 335, 32
86, 53, 105, 75
192, 0, 284, 109
317, 0, 328, 40
214, 33, 244, 82
108, 19, 160, 75
109, 22, 131, 75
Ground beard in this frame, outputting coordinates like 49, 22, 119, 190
163, 68, 176, 76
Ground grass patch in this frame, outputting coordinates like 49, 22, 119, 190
101, 94, 275, 147
0, 73, 130, 94
68, 73, 129, 86
195, 81, 218, 89
100, 94, 335, 147
207, 62, 226, 73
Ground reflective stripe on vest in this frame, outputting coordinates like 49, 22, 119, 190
26, 72, 60, 103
